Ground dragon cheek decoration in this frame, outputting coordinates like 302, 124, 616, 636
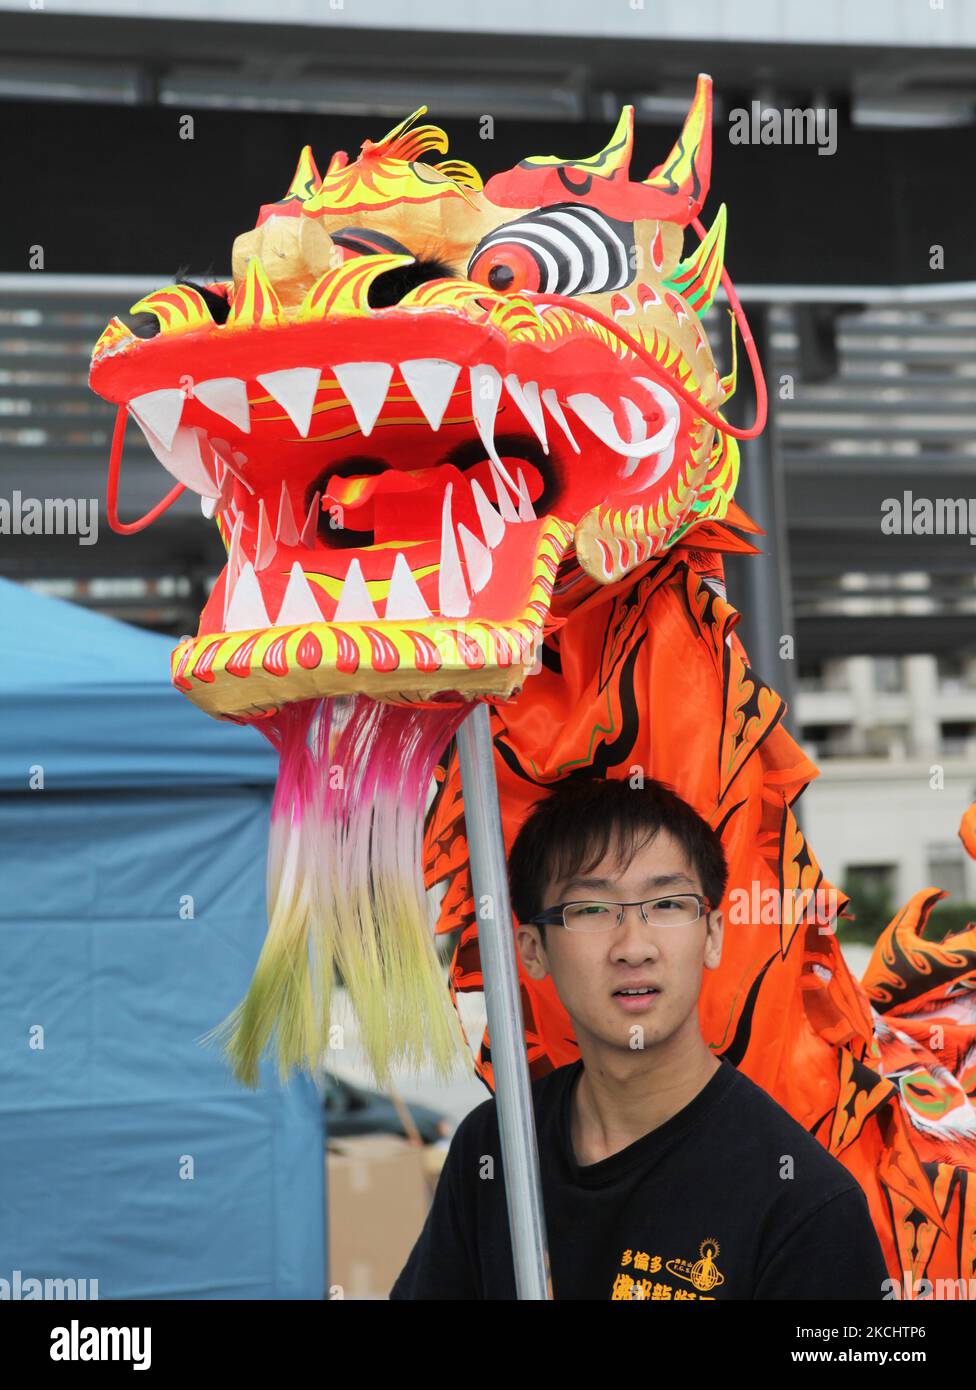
89, 74, 755, 1088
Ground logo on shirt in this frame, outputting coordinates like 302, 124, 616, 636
612, 1238, 724, 1300
668, 1239, 725, 1294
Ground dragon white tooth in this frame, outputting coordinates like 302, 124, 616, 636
224, 458, 253, 494
566, 392, 678, 458
633, 377, 682, 434
620, 438, 676, 486
193, 377, 251, 433
222, 511, 245, 628
618, 400, 647, 479
215, 459, 236, 512
504, 376, 549, 454
385, 551, 433, 620
128, 387, 184, 452
275, 562, 324, 625
621, 397, 647, 444
276, 480, 300, 546
333, 361, 393, 437
488, 458, 520, 524
456, 522, 493, 594
644, 442, 677, 488
469, 477, 505, 549
333, 556, 378, 622
211, 440, 255, 494
515, 468, 538, 523
201, 460, 235, 518
300, 490, 321, 549
255, 498, 276, 571
469, 363, 519, 494
137, 422, 219, 498
400, 359, 460, 431
224, 560, 271, 632
256, 367, 321, 437
438, 482, 471, 618
541, 388, 580, 454
629, 379, 679, 485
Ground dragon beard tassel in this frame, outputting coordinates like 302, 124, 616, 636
198, 695, 473, 1090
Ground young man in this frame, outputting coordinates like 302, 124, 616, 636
390, 775, 889, 1300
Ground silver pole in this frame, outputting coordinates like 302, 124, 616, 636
456, 703, 552, 1300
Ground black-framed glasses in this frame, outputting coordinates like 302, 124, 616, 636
529, 894, 711, 933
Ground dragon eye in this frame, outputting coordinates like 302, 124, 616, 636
469, 243, 542, 293
468, 203, 635, 297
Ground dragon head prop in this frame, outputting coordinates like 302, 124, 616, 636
91, 73, 757, 716
89, 74, 765, 1086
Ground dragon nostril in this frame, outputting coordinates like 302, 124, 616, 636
116, 277, 230, 339
366, 257, 455, 308
118, 310, 161, 339
176, 278, 231, 324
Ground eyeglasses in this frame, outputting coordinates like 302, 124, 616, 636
529, 894, 712, 933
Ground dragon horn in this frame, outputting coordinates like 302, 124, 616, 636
283, 145, 323, 202
664, 202, 727, 315
588, 105, 634, 177
644, 73, 713, 223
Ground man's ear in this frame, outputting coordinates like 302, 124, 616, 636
517, 923, 550, 981
703, 908, 723, 970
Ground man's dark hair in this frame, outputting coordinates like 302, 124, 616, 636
508, 776, 728, 942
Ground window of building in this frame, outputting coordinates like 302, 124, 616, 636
873, 656, 904, 693
797, 658, 825, 693
926, 852, 967, 901
936, 652, 976, 692
846, 864, 897, 897
940, 722, 976, 756
801, 723, 861, 758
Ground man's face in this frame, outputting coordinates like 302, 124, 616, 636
517, 828, 724, 1055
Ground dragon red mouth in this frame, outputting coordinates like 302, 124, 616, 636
93, 304, 695, 714
112, 333, 684, 628
212, 433, 555, 637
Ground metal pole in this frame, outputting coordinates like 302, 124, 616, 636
456, 702, 552, 1300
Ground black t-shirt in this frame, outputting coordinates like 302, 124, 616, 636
389, 1055, 890, 1300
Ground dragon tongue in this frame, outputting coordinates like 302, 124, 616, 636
324, 465, 455, 511
323, 473, 381, 509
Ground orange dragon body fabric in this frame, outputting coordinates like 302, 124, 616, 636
424, 527, 976, 1294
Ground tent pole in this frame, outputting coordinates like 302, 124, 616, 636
456, 702, 552, 1300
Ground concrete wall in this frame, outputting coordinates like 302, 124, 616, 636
801, 760, 976, 909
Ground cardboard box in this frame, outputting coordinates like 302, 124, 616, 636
326, 1135, 446, 1299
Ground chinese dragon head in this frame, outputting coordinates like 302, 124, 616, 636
91, 74, 745, 716
89, 74, 976, 1291
89, 73, 756, 1082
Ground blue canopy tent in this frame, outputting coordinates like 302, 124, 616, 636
0, 579, 324, 1299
